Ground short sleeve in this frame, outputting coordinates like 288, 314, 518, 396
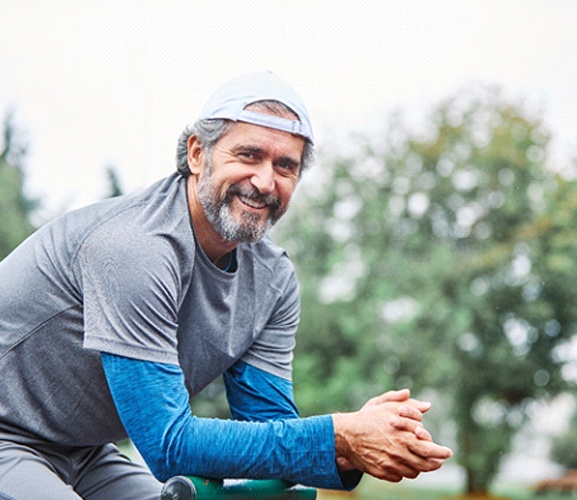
78, 223, 183, 365
241, 258, 300, 380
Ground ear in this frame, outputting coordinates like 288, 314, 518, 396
187, 135, 204, 175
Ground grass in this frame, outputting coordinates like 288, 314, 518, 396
317, 476, 577, 500
319, 483, 460, 500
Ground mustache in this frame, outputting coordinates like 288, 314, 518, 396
226, 184, 282, 211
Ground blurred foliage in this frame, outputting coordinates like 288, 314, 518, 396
0, 112, 36, 259
274, 85, 577, 495
551, 409, 577, 469
105, 164, 124, 198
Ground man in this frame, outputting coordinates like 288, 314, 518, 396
0, 72, 452, 499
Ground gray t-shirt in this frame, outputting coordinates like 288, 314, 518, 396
0, 173, 300, 446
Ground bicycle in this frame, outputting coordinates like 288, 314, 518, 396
160, 476, 317, 499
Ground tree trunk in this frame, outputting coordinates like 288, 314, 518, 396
466, 466, 488, 496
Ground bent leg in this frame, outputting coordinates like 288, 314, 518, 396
73, 443, 163, 500
0, 440, 81, 500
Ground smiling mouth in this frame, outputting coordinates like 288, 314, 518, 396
238, 194, 267, 210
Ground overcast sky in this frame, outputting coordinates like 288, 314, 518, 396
1, 0, 576, 219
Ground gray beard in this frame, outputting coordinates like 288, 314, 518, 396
206, 201, 272, 243
197, 158, 284, 244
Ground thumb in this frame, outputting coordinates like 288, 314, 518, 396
363, 389, 411, 408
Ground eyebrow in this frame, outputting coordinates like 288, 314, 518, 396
234, 145, 265, 155
233, 145, 301, 169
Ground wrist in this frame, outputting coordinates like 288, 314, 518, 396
332, 413, 353, 463
332, 413, 364, 489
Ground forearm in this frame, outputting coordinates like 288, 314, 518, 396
101, 353, 357, 489
159, 412, 339, 485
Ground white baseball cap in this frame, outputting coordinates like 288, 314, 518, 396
197, 71, 314, 144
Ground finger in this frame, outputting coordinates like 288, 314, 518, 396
363, 460, 419, 482
400, 448, 450, 474
414, 425, 433, 442
389, 415, 418, 431
366, 442, 446, 478
403, 398, 432, 414
408, 440, 453, 461
383, 388, 411, 401
397, 404, 424, 422
365, 389, 411, 407
369, 449, 440, 480
413, 399, 432, 413
374, 470, 404, 483
408, 457, 445, 473
389, 416, 435, 444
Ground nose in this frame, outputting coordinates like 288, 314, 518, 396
250, 163, 275, 194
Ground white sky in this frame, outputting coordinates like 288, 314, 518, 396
1, 0, 576, 219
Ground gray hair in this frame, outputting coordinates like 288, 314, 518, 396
175, 101, 314, 177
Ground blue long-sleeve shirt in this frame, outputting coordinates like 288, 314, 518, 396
101, 354, 362, 490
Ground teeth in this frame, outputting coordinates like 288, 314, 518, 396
239, 195, 266, 209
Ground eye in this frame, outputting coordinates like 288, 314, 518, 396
276, 159, 299, 174
236, 148, 262, 163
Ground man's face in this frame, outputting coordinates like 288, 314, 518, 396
197, 121, 305, 244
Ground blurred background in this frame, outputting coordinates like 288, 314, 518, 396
2, 1, 577, 498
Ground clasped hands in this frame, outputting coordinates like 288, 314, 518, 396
332, 389, 453, 483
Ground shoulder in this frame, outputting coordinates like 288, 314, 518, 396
45, 175, 185, 243
72, 175, 194, 279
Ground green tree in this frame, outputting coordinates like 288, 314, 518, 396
0, 111, 36, 259
550, 407, 577, 470
275, 86, 577, 494
105, 164, 124, 198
